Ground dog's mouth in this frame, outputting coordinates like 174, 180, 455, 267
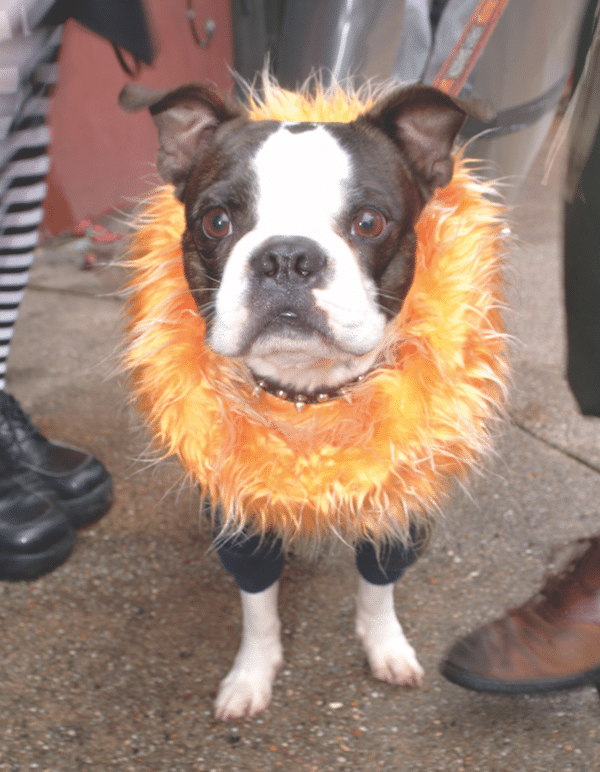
242, 309, 388, 409
243, 306, 341, 356
260, 309, 317, 335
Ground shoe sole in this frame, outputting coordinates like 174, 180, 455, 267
54, 476, 114, 529
440, 659, 600, 695
0, 529, 76, 581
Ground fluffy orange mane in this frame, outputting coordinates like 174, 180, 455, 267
124, 83, 507, 548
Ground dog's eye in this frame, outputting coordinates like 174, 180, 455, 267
202, 208, 232, 239
352, 209, 386, 238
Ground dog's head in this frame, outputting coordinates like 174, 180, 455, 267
120, 82, 468, 394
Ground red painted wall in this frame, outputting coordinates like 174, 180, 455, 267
45, 0, 233, 233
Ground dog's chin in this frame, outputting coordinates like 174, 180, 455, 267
241, 331, 383, 393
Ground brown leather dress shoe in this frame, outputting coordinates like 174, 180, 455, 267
440, 537, 600, 694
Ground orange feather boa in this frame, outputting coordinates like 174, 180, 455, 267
124, 85, 507, 548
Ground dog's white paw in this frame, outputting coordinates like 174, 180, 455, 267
355, 577, 423, 687
214, 584, 283, 721
214, 637, 283, 721
356, 615, 424, 686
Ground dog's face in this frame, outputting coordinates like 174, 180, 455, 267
120, 83, 467, 393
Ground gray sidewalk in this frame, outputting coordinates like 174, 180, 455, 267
1, 152, 599, 772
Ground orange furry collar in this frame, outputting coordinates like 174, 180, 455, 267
124, 86, 507, 547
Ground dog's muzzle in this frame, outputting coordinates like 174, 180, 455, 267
247, 236, 330, 336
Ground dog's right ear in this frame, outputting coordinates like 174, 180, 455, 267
119, 83, 242, 199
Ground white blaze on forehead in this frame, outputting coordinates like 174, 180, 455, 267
210, 124, 387, 359
252, 124, 350, 233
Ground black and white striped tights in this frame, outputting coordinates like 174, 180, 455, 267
0, 12, 61, 390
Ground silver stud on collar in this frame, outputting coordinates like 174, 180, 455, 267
250, 373, 371, 407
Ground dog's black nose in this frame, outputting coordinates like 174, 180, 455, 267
251, 237, 326, 284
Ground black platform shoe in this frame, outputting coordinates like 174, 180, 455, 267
0, 392, 113, 528
0, 469, 75, 581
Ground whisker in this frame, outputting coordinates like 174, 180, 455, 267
188, 285, 220, 294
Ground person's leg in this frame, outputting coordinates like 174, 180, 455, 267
0, 20, 77, 579
0, 16, 111, 580
0, 22, 60, 386
0, 24, 112, 528
564, 121, 600, 417
440, 3, 600, 693
563, 0, 600, 415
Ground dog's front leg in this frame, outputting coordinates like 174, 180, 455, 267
355, 577, 424, 687
215, 581, 283, 720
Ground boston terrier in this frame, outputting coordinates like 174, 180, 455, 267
120, 80, 472, 720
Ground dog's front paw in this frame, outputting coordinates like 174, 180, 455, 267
357, 617, 424, 687
355, 579, 423, 687
214, 639, 283, 721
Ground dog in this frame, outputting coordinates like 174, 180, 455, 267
120, 79, 506, 721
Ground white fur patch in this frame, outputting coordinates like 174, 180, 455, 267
214, 583, 283, 720
355, 578, 424, 687
209, 126, 387, 369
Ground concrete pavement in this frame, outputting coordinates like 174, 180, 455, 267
0, 152, 599, 772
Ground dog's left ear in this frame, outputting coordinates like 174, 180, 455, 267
362, 85, 471, 201
119, 83, 242, 199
